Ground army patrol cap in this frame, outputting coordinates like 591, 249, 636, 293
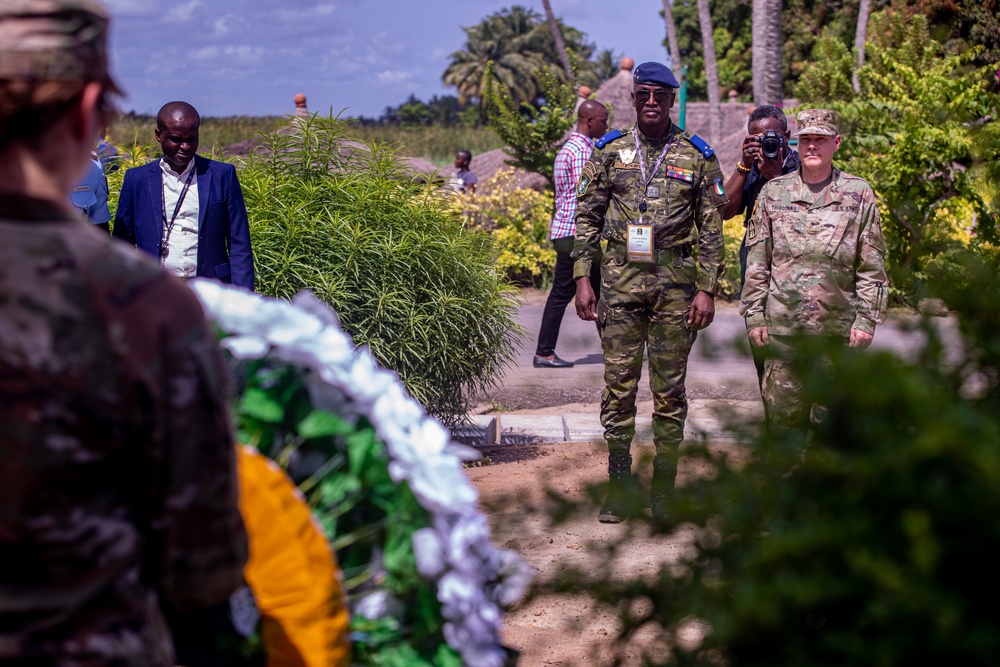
0, 0, 121, 94
633, 62, 680, 89
795, 108, 840, 137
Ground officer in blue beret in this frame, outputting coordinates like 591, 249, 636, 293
572, 61, 727, 524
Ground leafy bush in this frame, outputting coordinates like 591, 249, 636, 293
236, 115, 520, 425
450, 169, 556, 288
543, 245, 1000, 665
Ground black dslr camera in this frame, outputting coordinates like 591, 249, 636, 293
758, 130, 784, 160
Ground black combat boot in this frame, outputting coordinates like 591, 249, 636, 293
649, 453, 677, 524
598, 451, 633, 523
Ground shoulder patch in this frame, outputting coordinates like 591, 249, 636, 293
595, 129, 624, 150
687, 134, 714, 158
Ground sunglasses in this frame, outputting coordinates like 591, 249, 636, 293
634, 89, 674, 105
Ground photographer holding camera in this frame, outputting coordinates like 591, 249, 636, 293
722, 105, 800, 386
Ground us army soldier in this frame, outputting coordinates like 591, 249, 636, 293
574, 62, 727, 523
0, 1, 247, 663
739, 108, 888, 432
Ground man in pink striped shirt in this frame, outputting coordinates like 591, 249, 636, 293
534, 100, 609, 368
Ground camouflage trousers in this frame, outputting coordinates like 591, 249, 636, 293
761, 334, 841, 432
597, 247, 697, 457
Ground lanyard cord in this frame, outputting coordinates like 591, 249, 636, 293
161, 164, 196, 260
633, 125, 674, 225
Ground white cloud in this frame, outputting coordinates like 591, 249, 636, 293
165, 0, 201, 22
376, 70, 414, 84
213, 16, 231, 36
224, 45, 266, 65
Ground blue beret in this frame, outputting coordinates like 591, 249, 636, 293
633, 62, 680, 89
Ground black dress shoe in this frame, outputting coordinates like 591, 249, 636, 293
533, 355, 574, 368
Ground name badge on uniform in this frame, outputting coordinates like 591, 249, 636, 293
646, 185, 661, 199
627, 224, 654, 263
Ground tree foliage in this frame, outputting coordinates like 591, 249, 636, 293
480, 59, 578, 185
237, 115, 520, 425
441, 5, 600, 112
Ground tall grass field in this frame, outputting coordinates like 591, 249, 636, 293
109, 113, 502, 166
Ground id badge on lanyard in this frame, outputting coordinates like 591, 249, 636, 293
628, 126, 672, 264
627, 224, 654, 262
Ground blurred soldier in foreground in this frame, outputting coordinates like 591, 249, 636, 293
722, 105, 800, 387
573, 62, 727, 523
740, 109, 888, 431
0, 1, 247, 664
533, 99, 608, 368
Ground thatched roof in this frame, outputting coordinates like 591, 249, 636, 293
469, 148, 549, 191
594, 66, 637, 130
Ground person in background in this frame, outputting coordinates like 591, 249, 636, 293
722, 104, 800, 387
113, 100, 255, 289
451, 149, 477, 194
573, 62, 726, 523
740, 109, 888, 433
533, 100, 608, 368
71, 154, 111, 233
0, 1, 247, 665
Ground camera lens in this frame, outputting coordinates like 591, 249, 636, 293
760, 131, 782, 159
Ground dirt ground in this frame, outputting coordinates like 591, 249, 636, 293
467, 437, 738, 667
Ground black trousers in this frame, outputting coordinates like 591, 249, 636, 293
535, 244, 602, 357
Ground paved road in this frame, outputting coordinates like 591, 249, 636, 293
480, 298, 960, 410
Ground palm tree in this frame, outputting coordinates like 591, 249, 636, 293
661, 0, 683, 72
852, 0, 872, 93
442, 6, 598, 108
697, 0, 723, 144
763, 0, 783, 104
540, 0, 573, 80
752, 0, 782, 105
442, 7, 548, 108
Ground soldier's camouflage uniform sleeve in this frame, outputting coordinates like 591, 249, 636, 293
739, 183, 773, 331
572, 149, 611, 280
694, 155, 727, 295
850, 188, 888, 333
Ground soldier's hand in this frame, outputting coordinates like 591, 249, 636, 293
748, 327, 769, 348
849, 328, 874, 349
687, 291, 715, 330
575, 277, 598, 321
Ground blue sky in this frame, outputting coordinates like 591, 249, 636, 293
103, 0, 671, 118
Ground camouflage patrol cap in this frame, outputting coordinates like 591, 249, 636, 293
0, 0, 121, 93
795, 108, 840, 137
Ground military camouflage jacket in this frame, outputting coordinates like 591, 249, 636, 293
0, 196, 247, 665
739, 167, 888, 336
572, 123, 727, 295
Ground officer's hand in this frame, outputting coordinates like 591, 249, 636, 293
849, 328, 874, 349
748, 327, 769, 348
687, 291, 715, 330
740, 134, 757, 171
575, 278, 598, 321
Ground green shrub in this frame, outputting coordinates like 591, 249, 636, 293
237, 115, 520, 425
546, 245, 1000, 665
449, 169, 556, 288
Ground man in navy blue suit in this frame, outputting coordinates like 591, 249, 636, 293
113, 101, 254, 289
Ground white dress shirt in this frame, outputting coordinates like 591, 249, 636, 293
160, 158, 200, 278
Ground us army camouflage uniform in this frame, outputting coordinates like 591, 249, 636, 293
739, 167, 888, 428
573, 123, 726, 476
0, 196, 248, 665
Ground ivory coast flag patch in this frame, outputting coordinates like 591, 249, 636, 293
713, 178, 725, 196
